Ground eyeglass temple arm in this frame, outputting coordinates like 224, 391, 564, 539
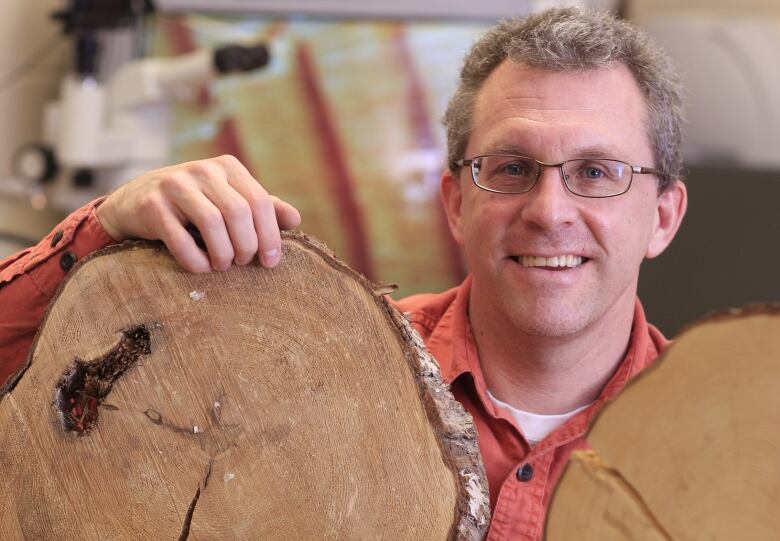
633, 165, 663, 176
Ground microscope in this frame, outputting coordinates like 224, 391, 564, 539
13, 0, 270, 212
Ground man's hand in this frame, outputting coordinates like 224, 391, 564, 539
95, 155, 301, 273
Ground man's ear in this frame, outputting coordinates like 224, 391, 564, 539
440, 169, 465, 245
646, 179, 688, 259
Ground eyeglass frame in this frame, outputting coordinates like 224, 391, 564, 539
454, 154, 667, 198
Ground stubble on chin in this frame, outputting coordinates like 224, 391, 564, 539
499, 294, 593, 338
486, 277, 608, 340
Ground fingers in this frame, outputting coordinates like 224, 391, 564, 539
254, 194, 282, 268
217, 155, 286, 268
121, 188, 215, 273
194, 161, 258, 266
156, 206, 212, 274
173, 189, 236, 271
104, 155, 302, 273
273, 197, 302, 230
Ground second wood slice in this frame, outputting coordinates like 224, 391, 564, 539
546, 307, 780, 540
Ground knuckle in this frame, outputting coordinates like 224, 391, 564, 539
252, 193, 275, 215
216, 154, 241, 169
234, 247, 255, 263
223, 199, 252, 224
138, 194, 165, 218
160, 228, 184, 254
257, 227, 281, 251
213, 248, 235, 270
244, 191, 265, 210
238, 185, 270, 216
199, 209, 224, 231
188, 160, 221, 182
158, 172, 188, 195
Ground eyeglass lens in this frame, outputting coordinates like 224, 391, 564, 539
472, 155, 632, 197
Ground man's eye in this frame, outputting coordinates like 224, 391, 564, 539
501, 162, 533, 176
583, 166, 605, 179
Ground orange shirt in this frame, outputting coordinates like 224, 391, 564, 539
0, 199, 113, 391
394, 279, 668, 540
0, 201, 668, 538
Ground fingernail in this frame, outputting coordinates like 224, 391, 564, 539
262, 248, 279, 267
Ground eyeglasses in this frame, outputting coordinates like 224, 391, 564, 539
455, 154, 666, 198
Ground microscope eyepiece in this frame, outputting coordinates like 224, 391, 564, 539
214, 44, 271, 74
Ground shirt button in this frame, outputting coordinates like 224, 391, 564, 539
60, 251, 77, 272
50, 230, 64, 247
516, 463, 534, 482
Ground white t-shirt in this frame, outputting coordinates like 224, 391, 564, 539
486, 390, 591, 446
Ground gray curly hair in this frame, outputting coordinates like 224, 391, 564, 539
443, 8, 685, 190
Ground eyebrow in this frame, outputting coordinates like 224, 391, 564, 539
482, 142, 533, 156
480, 143, 625, 161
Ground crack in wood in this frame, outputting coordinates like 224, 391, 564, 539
576, 450, 674, 540
54, 325, 151, 434
142, 392, 243, 456
178, 459, 213, 541
600, 465, 673, 540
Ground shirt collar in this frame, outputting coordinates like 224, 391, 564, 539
424, 274, 475, 385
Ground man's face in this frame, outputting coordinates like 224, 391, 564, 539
441, 60, 686, 338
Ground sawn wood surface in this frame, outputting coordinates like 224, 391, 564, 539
0, 234, 489, 540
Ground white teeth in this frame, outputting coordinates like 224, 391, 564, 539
520, 255, 583, 268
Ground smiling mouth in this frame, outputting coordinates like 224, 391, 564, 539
510, 255, 587, 269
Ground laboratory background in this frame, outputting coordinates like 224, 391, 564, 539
0, 0, 778, 336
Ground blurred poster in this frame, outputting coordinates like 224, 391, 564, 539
151, 14, 489, 297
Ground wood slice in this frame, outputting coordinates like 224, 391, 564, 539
0, 234, 489, 540
546, 306, 780, 540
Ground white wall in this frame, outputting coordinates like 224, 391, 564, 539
0, 0, 69, 249
0, 0, 69, 180
628, 0, 780, 21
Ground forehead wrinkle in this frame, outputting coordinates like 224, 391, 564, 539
473, 65, 642, 127
480, 99, 606, 126
477, 74, 614, 116
468, 61, 654, 164
474, 92, 631, 159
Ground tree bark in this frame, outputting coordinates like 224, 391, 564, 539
0, 233, 489, 540
546, 305, 780, 540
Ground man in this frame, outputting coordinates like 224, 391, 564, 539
0, 8, 687, 539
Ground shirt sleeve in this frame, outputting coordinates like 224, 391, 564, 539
0, 197, 117, 391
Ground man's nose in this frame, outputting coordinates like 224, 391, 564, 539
518, 166, 579, 229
